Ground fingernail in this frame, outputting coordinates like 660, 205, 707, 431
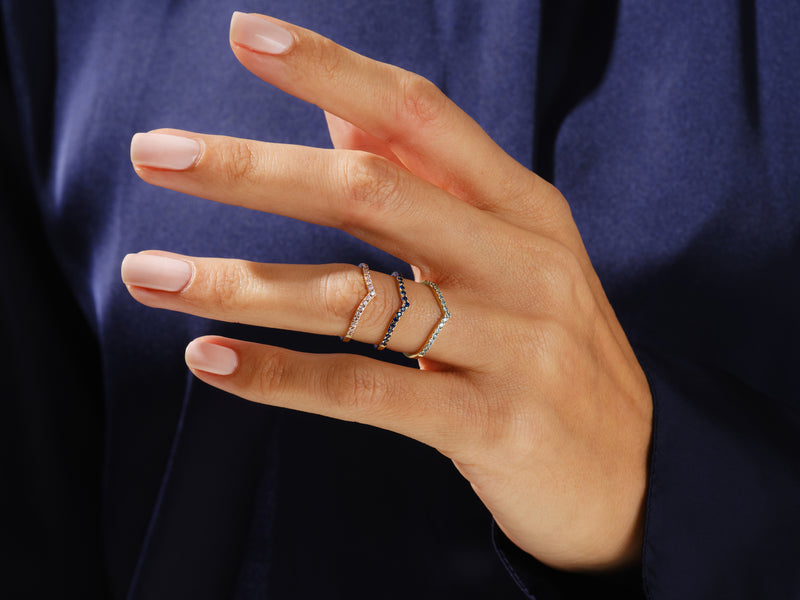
186, 339, 238, 375
130, 132, 201, 170
121, 253, 193, 292
230, 12, 294, 55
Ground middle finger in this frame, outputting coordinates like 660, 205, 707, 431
121, 253, 499, 369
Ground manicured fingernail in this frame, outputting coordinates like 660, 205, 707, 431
121, 253, 193, 292
185, 339, 238, 375
230, 12, 294, 55
130, 132, 201, 170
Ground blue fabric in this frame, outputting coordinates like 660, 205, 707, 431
2, 1, 798, 598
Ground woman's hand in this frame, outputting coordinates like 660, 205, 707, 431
122, 12, 652, 572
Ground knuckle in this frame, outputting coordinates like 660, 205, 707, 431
318, 267, 367, 323
539, 244, 580, 293
396, 71, 448, 129
307, 34, 345, 82
256, 350, 290, 397
219, 139, 260, 183
206, 261, 253, 311
328, 361, 390, 415
532, 319, 579, 383
545, 246, 595, 313
339, 151, 406, 228
517, 240, 591, 311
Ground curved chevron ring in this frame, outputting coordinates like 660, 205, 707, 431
404, 281, 450, 359
377, 272, 410, 350
342, 263, 376, 342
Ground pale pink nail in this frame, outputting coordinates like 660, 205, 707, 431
185, 339, 238, 375
121, 253, 193, 292
130, 132, 201, 170
230, 12, 294, 55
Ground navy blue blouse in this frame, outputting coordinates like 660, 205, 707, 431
2, 1, 798, 598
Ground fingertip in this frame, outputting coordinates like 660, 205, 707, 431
186, 337, 239, 376
130, 132, 201, 171
121, 252, 193, 292
229, 11, 295, 56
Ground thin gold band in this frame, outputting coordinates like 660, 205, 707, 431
404, 281, 450, 359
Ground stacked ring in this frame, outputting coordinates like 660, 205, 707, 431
404, 281, 450, 359
342, 263, 375, 342
376, 272, 409, 350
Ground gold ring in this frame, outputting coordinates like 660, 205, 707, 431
404, 281, 450, 359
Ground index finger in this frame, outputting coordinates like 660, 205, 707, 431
228, 12, 569, 229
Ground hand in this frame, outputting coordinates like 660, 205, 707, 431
122, 12, 652, 572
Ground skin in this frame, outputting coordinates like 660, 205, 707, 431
124, 14, 653, 573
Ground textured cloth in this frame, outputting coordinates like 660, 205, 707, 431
2, 1, 798, 598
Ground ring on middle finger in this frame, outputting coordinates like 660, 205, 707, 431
376, 272, 410, 350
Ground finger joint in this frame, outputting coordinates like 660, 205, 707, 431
220, 139, 260, 183
326, 360, 390, 417
339, 151, 406, 229
318, 266, 369, 324
395, 71, 448, 133
206, 261, 254, 311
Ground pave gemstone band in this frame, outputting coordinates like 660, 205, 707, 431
404, 281, 450, 359
377, 272, 409, 350
342, 263, 375, 342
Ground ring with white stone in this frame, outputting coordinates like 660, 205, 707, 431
404, 281, 450, 359
342, 263, 375, 342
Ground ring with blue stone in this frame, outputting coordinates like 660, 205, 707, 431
376, 272, 409, 350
